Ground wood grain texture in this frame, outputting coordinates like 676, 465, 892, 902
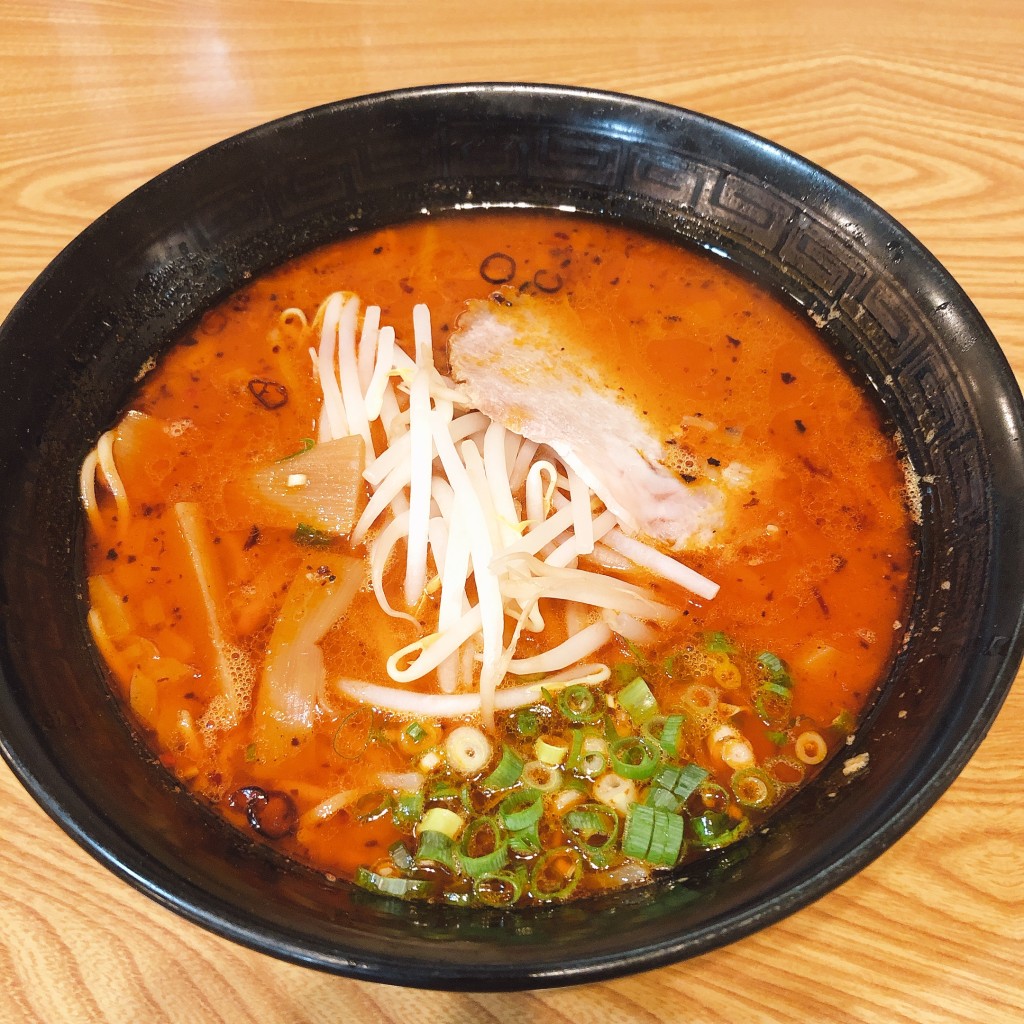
1, 2, 1021, 1021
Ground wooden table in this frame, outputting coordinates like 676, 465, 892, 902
2, 2, 1021, 1021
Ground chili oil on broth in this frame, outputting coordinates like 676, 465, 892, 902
81, 211, 915, 902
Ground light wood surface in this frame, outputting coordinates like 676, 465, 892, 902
2, 2, 1022, 1021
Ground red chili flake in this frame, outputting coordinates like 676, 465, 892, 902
795, 419, 807, 433
781, 372, 797, 384
243, 525, 261, 550
707, 456, 721, 467
811, 586, 831, 618
248, 378, 288, 409
726, 335, 742, 347
399, 278, 414, 294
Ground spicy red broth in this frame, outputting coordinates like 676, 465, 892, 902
81, 212, 915, 903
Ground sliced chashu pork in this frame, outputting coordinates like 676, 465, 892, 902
448, 294, 724, 551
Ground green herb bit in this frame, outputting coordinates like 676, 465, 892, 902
499, 787, 544, 831
765, 729, 789, 747
294, 522, 334, 547
691, 811, 752, 850
756, 651, 793, 687
515, 709, 541, 737
529, 846, 584, 902
415, 829, 457, 871
558, 684, 603, 724
612, 661, 639, 685
705, 631, 736, 654
404, 721, 428, 744
564, 803, 621, 869
388, 840, 416, 872
458, 817, 510, 878
622, 804, 685, 867
278, 437, 315, 461
609, 736, 662, 781
831, 708, 856, 734
354, 867, 432, 900
654, 763, 708, 802
473, 868, 526, 908
482, 744, 525, 790
244, 742, 258, 763
393, 790, 424, 828
617, 676, 660, 725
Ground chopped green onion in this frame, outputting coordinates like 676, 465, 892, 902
499, 788, 544, 831
482, 744, 524, 790
294, 522, 334, 547
416, 829, 457, 870
644, 785, 682, 811
393, 790, 424, 827
612, 661, 638, 685
534, 735, 569, 766
278, 437, 316, 461
641, 713, 686, 757
515, 709, 541, 737
654, 763, 708, 802
352, 789, 392, 822
564, 728, 586, 774
426, 777, 461, 801
355, 867, 432, 899
404, 721, 428, 744
765, 729, 789, 746
244, 742, 257, 762
388, 840, 416, 872
691, 811, 751, 849
731, 766, 776, 809
332, 707, 374, 759
522, 761, 562, 792
831, 708, 856, 734
579, 736, 608, 778
622, 804, 685, 866
617, 676, 660, 725
529, 846, 584, 901
563, 803, 621, 868
473, 869, 526, 907
458, 816, 509, 877
754, 681, 793, 724
557, 685, 604, 724
609, 736, 662, 781
757, 651, 793, 687
509, 820, 542, 855
705, 631, 736, 654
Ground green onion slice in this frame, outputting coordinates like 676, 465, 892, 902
352, 789, 392, 822
641, 713, 686, 757
515, 709, 541, 737
354, 867, 432, 899
557, 685, 604, 724
509, 820, 542, 855
473, 869, 526, 908
754, 682, 793, 725
691, 811, 751, 849
617, 676, 660, 725
622, 804, 685, 867
499, 787, 544, 831
332, 706, 374, 759
388, 840, 416, 872
482, 744, 524, 790
563, 802, 621, 868
655, 763, 708, 802
529, 846, 584, 902
609, 736, 662, 780
415, 829, 457, 870
392, 790, 424, 828
458, 817, 509, 877
731, 766, 776, 809
705, 631, 736, 654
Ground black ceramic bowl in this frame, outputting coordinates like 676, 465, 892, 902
1, 84, 1022, 990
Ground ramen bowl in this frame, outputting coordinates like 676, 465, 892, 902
0, 84, 1022, 990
